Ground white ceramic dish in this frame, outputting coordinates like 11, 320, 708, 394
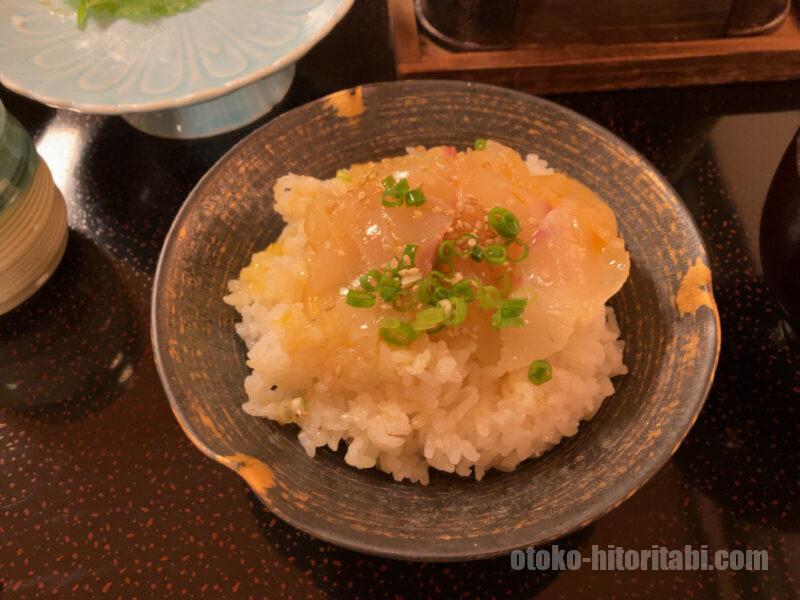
0, 0, 353, 138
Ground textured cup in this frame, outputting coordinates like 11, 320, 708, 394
152, 81, 720, 561
0, 103, 68, 315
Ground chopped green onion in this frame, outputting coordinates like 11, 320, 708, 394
449, 296, 467, 325
406, 188, 426, 206
496, 271, 512, 299
456, 233, 478, 253
382, 176, 421, 208
378, 274, 402, 301
474, 138, 487, 150
392, 290, 414, 312
431, 285, 451, 303
379, 318, 418, 346
398, 244, 418, 269
359, 269, 382, 292
412, 307, 447, 331
417, 277, 433, 304
434, 257, 455, 275
381, 176, 405, 207
451, 280, 475, 301
469, 246, 485, 262
346, 289, 375, 308
477, 285, 500, 310
487, 207, 521, 239
382, 193, 404, 208
485, 244, 508, 266
491, 297, 527, 329
528, 360, 553, 385
336, 169, 351, 182
505, 238, 529, 262
437, 240, 458, 260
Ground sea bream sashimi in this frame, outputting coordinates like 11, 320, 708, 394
225, 138, 631, 485
264, 140, 629, 374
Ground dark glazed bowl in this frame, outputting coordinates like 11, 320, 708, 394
152, 81, 720, 561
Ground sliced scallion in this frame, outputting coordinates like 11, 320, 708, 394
485, 244, 508, 266
346, 289, 375, 308
491, 297, 527, 328
437, 240, 458, 260
449, 296, 467, 325
431, 285, 451, 304
496, 271, 512, 299
392, 290, 414, 312
378, 274, 402, 301
477, 285, 500, 310
434, 257, 455, 275
406, 188, 426, 207
487, 207, 521, 239
379, 318, 418, 346
398, 244, 418, 270
412, 307, 447, 331
451, 280, 476, 301
469, 246, 485, 262
505, 238, 529, 262
359, 269, 382, 292
528, 360, 553, 385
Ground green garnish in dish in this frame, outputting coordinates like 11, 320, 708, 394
381, 176, 427, 208
528, 359, 553, 385
346, 289, 376, 308
505, 238, 529, 262
436, 240, 459, 260
358, 269, 382, 292
344, 205, 534, 345
74, 0, 202, 26
487, 206, 521, 239
474, 138, 488, 150
379, 319, 419, 346
491, 298, 527, 329
484, 244, 507, 266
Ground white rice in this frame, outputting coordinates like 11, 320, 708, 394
224, 155, 626, 485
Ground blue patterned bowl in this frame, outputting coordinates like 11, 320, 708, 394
0, 0, 353, 138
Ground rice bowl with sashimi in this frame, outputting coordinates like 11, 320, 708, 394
224, 140, 630, 485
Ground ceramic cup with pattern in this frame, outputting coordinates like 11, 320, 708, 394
0, 101, 68, 315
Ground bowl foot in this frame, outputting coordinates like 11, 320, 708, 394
122, 66, 295, 140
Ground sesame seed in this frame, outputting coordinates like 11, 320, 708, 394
467, 238, 477, 248
438, 299, 453, 317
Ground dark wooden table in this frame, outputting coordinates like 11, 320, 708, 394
1, 2, 798, 597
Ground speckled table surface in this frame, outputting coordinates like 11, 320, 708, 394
1, 2, 799, 598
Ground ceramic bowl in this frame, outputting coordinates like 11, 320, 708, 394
0, 0, 352, 138
152, 81, 721, 560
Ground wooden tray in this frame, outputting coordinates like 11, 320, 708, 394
387, 0, 800, 93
